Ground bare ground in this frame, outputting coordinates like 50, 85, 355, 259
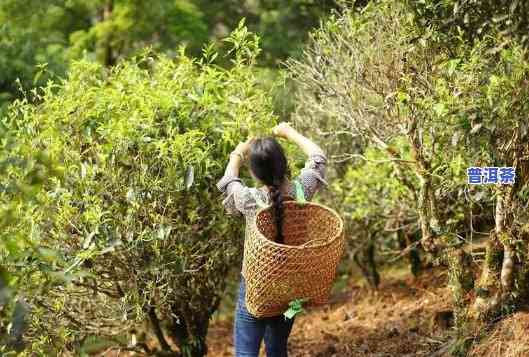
207, 269, 456, 357
96, 267, 529, 356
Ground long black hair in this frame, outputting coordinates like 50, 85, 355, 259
249, 137, 288, 244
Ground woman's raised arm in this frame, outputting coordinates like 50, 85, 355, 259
222, 138, 252, 179
216, 138, 255, 216
273, 123, 327, 200
272, 123, 325, 158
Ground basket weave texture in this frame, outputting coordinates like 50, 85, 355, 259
242, 200, 345, 318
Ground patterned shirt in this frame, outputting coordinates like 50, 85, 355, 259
216, 152, 328, 219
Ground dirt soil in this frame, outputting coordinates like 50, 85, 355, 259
468, 311, 529, 357
207, 269, 457, 357
95, 267, 529, 357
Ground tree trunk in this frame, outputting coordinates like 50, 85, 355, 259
469, 176, 529, 324
496, 185, 515, 299
397, 229, 422, 277
169, 310, 210, 357
408, 120, 440, 254
471, 234, 503, 320
408, 121, 475, 329
148, 306, 173, 353
353, 237, 380, 289
95, 0, 116, 67
446, 249, 474, 330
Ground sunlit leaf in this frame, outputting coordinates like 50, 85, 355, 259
185, 165, 194, 190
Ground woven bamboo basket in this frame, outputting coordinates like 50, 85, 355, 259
242, 198, 345, 318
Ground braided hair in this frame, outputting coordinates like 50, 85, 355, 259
249, 137, 288, 243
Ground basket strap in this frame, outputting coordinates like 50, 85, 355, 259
293, 179, 306, 203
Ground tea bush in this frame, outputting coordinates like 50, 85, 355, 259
0, 123, 58, 353
288, 0, 528, 342
4, 24, 277, 356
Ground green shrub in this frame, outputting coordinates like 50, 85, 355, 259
288, 0, 529, 338
287, 0, 435, 281
0, 126, 58, 353
4, 24, 277, 356
406, 0, 529, 48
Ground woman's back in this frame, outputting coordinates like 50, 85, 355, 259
216, 152, 327, 220
216, 123, 328, 357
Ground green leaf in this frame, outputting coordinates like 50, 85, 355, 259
283, 307, 300, 320
126, 188, 136, 202
156, 225, 172, 240
433, 103, 448, 117
445, 59, 460, 76
82, 231, 96, 249
470, 123, 483, 134
38, 247, 62, 264
283, 298, 308, 320
184, 166, 194, 190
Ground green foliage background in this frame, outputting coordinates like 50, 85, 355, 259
0, 0, 340, 115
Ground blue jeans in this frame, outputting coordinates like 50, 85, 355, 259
234, 277, 295, 357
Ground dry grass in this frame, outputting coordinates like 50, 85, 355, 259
98, 267, 529, 356
208, 268, 455, 356
468, 310, 529, 357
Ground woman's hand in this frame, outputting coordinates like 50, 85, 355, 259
274, 122, 324, 158
272, 122, 296, 139
232, 137, 254, 161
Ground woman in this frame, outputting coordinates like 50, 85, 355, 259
216, 122, 327, 357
